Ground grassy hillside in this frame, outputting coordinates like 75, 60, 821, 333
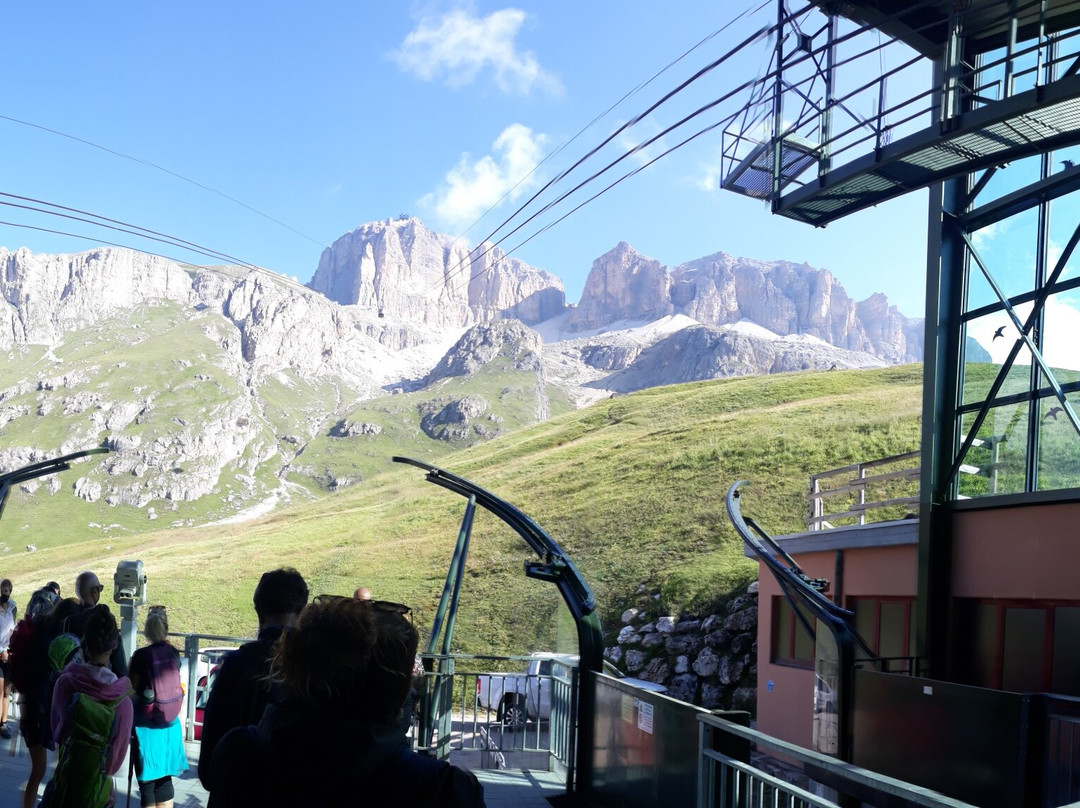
0, 365, 923, 656
0, 304, 570, 547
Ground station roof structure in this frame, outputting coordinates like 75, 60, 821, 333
810, 0, 1080, 58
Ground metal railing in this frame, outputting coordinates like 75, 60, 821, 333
698, 713, 977, 808
807, 438, 1005, 529
808, 450, 920, 530
413, 653, 577, 779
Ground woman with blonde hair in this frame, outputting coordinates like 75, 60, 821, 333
128, 606, 188, 808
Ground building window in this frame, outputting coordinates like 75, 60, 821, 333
849, 597, 916, 673
772, 596, 814, 668
954, 599, 1080, 696
952, 147, 1080, 502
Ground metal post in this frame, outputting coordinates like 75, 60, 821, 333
820, 12, 838, 177
184, 634, 200, 742
770, 0, 786, 208
118, 601, 138, 674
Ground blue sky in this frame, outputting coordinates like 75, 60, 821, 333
0, 1, 931, 317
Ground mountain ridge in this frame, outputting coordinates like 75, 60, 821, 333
0, 218, 923, 535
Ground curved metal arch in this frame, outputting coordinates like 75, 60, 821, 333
394, 456, 602, 792
0, 447, 110, 523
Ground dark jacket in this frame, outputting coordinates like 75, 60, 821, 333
208, 699, 485, 808
197, 625, 284, 791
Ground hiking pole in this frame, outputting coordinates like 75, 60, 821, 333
127, 738, 134, 808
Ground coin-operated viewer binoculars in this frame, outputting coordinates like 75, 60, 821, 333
113, 560, 148, 664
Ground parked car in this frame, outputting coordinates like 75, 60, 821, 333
476, 653, 667, 728
178, 645, 237, 738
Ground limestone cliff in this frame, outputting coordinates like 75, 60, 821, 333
309, 217, 566, 328
567, 243, 922, 362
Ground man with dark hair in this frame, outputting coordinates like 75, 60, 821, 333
198, 567, 308, 795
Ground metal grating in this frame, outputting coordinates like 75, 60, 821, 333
775, 75, 1080, 227
723, 134, 820, 200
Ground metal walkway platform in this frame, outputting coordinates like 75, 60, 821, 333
0, 716, 563, 807
773, 74, 1080, 226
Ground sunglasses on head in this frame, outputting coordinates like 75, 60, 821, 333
316, 594, 412, 622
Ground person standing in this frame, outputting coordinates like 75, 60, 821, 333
0, 577, 19, 739
44, 604, 133, 808
208, 595, 485, 806
197, 567, 308, 795
9, 588, 61, 808
64, 571, 127, 677
129, 606, 188, 808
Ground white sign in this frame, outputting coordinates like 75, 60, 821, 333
637, 701, 654, 734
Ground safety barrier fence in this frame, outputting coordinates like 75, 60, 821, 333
698, 713, 977, 808
412, 653, 577, 780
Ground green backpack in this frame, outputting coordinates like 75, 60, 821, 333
41, 687, 131, 808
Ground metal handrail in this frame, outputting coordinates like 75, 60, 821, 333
698, 713, 977, 808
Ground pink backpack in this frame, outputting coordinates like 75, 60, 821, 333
138, 644, 183, 726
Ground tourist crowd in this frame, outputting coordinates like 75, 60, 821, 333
0, 568, 484, 808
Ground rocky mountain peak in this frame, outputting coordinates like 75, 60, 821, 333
308, 217, 565, 328
424, 320, 543, 386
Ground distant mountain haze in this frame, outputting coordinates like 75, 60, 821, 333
0, 218, 924, 538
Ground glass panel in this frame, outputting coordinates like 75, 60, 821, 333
1002, 607, 1046, 693
967, 224, 1002, 312
852, 598, 877, 655
958, 399, 1031, 497
979, 154, 1046, 212
794, 606, 815, 663
879, 601, 908, 659
774, 597, 792, 662
1042, 288, 1080, 376
962, 314, 1009, 404
954, 599, 997, 688
1053, 607, 1080, 697
1037, 393, 1080, 492
1048, 178, 1080, 285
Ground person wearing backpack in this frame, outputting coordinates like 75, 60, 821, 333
9, 587, 61, 808
0, 577, 19, 739
43, 604, 133, 808
128, 605, 188, 808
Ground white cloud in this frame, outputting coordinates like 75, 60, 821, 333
392, 8, 561, 95
419, 123, 548, 232
975, 296, 1080, 372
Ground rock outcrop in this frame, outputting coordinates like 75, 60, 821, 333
568, 243, 922, 362
309, 217, 566, 327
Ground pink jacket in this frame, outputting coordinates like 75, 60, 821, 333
51, 662, 134, 776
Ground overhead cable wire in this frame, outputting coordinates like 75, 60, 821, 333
430, 16, 776, 295
0, 113, 326, 249
0, 192, 260, 267
501, 108, 752, 265
0, 217, 313, 294
439, 0, 952, 294
446, 0, 775, 253
441, 63, 774, 294
0, 198, 261, 268
0, 191, 260, 269
0, 218, 223, 271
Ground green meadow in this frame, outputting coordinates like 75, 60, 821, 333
0, 365, 923, 655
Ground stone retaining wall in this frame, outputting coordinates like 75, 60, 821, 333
603, 582, 758, 714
